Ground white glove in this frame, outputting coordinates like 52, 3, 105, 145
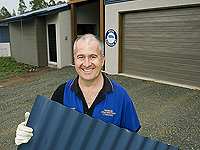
15, 112, 33, 145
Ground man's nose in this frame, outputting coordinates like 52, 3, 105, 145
83, 57, 91, 67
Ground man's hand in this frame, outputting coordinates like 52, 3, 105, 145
15, 112, 33, 145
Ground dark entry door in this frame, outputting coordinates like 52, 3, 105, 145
48, 24, 57, 62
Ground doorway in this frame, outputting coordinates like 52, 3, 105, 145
48, 24, 57, 62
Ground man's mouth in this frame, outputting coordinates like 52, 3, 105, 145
82, 68, 94, 72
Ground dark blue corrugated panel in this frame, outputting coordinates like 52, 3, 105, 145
0, 3, 70, 23
0, 26, 10, 43
104, 0, 134, 5
18, 95, 179, 150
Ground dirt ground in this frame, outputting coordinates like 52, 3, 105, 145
0, 67, 55, 89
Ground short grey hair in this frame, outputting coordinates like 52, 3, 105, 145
73, 34, 104, 58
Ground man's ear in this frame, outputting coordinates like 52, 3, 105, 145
101, 55, 105, 66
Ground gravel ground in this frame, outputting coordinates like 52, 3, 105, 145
0, 66, 199, 150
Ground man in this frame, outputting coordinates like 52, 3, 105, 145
15, 34, 140, 146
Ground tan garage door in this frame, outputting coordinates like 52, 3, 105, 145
121, 6, 200, 88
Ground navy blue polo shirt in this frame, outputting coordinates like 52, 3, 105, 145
51, 74, 140, 132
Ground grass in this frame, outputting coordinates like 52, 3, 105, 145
0, 57, 36, 78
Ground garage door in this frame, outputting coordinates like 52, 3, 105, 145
121, 6, 200, 88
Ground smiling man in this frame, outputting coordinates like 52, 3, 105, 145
15, 34, 141, 146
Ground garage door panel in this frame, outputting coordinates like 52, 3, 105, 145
123, 33, 200, 44
122, 52, 200, 68
123, 57, 200, 73
122, 49, 200, 62
121, 6, 200, 88
123, 67, 200, 88
123, 46, 200, 56
123, 40, 200, 51
124, 7, 200, 21
123, 64, 200, 85
123, 58, 200, 78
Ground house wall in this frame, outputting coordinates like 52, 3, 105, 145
46, 10, 72, 69
9, 18, 47, 66
58, 10, 72, 68
9, 19, 38, 66
105, 0, 200, 74
36, 16, 48, 67
46, 14, 59, 67
9, 22, 23, 61
0, 43, 10, 57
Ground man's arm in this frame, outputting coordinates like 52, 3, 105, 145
51, 83, 66, 104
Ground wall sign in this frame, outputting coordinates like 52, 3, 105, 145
105, 29, 117, 47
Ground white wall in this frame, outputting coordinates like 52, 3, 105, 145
58, 10, 72, 68
105, 0, 200, 74
46, 14, 59, 68
46, 10, 72, 69
0, 43, 11, 57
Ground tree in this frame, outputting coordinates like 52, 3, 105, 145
18, 0, 27, 15
12, 9, 16, 16
48, 0, 66, 7
56, 1, 66, 5
30, 0, 48, 11
48, 0, 56, 6
0, 7, 11, 19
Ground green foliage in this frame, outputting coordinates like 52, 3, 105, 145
30, 0, 48, 11
29, 0, 66, 11
56, 1, 66, 5
0, 6, 11, 19
0, 0, 67, 19
0, 57, 36, 78
12, 9, 16, 16
18, 0, 27, 15
48, 0, 56, 6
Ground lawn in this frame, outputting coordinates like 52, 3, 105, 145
0, 57, 36, 78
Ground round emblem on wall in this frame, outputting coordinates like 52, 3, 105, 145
105, 29, 117, 47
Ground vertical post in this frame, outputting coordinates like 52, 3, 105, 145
71, 3, 77, 64
118, 13, 122, 73
100, 0, 105, 43
100, 0, 105, 70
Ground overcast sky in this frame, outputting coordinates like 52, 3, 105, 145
0, 0, 63, 15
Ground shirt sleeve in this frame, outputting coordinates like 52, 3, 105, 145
51, 83, 66, 105
121, 93, 141, 132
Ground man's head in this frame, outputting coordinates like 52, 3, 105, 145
73, 34, 104, 58
74, 34, 105, 82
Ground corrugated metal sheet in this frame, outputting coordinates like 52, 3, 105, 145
0, 3, 70, 23
18, 95, 179, 150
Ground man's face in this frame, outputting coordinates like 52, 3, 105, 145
75, 39, 105, 82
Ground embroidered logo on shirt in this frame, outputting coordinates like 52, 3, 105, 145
101, 109, 116, 117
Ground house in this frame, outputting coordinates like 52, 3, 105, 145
103, 0, 200, 89
0, 0, 199, 88
0, 23, 10, 57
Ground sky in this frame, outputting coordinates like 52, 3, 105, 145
0, 0, 62, 15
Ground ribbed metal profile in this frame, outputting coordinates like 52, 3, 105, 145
18, 95, 179, 150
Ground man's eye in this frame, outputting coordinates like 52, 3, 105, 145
77, 56, 84, 59
91, 55, 97, 59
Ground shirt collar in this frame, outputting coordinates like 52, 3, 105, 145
70, 73, 114, 95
